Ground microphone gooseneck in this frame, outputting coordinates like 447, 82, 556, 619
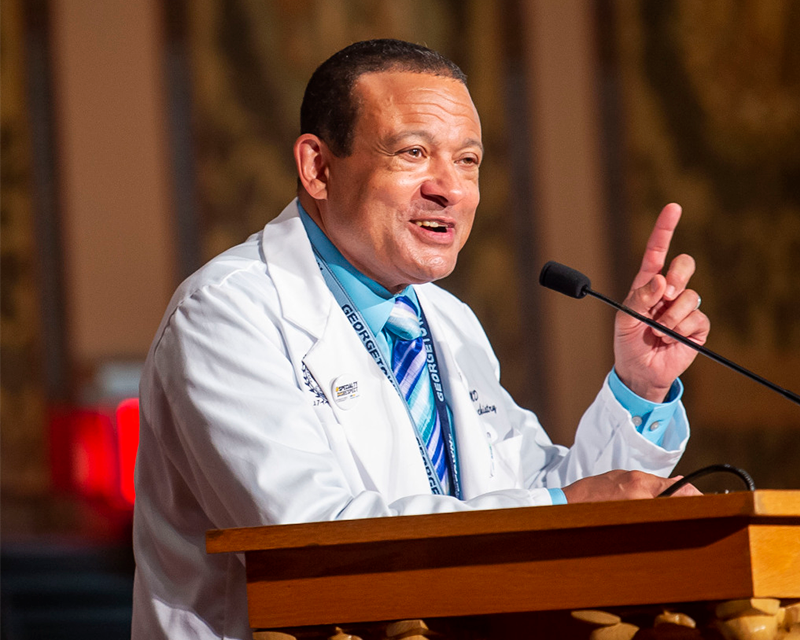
538, 261, 800, 407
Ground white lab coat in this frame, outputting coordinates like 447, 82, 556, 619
132, 200, 688, 640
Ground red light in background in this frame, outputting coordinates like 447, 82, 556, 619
116, 398, 140, 505
49, 399, 140, 510
72, 410, 118, 500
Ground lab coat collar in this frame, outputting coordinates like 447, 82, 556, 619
260, 200, 332, 339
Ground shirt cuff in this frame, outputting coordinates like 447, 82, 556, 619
608, 368, 683, 447
548, 488, 568, 505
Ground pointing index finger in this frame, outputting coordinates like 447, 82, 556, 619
631, 203, 683, 290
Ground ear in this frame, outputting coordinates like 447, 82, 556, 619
294, 134, 331, 200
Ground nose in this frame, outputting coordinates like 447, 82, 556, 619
420, 158, 467, 207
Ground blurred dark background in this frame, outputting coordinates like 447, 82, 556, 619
2, 1, 799, 638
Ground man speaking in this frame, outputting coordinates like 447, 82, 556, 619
132, 39, 710, 640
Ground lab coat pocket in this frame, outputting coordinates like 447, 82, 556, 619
487, 434, 524, 490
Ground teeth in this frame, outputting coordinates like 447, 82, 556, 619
416, 221, 444, 228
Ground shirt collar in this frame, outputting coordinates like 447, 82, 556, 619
297, 202, 417, 334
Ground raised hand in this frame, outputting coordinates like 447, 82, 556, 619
614, 204, 711, 402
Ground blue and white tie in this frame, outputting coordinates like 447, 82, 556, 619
384, 296, 451, 494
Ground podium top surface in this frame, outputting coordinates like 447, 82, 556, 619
207, 489, 800, 555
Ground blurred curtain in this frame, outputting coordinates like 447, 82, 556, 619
1, 0, 50, 525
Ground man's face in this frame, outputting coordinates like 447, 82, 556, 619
318, 71, 482, 293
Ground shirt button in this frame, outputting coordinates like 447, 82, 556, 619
632, 416, 643, 427
649, 421, 660, 431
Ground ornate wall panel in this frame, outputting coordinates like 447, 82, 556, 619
1, 0, 49, 520
612, 0, 800, 487
183, 0, 532, 402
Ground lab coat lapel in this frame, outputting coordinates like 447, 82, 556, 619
260, 201, 331, 337
303, 307, 432, 500
263, 202, 431, 499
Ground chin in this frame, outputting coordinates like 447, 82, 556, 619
411, 262, 457, 285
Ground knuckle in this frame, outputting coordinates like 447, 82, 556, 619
627, 470, 647, 485
678, 288, 696, 304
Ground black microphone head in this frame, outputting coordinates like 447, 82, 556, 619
539, 261, 591, 299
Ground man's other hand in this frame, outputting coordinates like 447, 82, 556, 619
614, 203, 711, 402
562, 469, 701, 503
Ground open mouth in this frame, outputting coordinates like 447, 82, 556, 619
414, 220, 450, 233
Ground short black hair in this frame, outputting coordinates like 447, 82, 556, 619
300, 39, 467, 157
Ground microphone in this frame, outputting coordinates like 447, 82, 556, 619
539, 261, 800, 406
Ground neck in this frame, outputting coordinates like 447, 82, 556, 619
296, 190, 410, 295
297, 190, 325, 230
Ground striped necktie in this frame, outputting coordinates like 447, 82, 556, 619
384, 296, 451, 494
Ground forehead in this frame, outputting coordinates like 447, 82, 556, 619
352, 71, 481, 140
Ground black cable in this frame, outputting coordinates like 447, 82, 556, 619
658, 463, 756, 497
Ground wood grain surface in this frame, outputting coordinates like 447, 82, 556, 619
206, 491, 800, 630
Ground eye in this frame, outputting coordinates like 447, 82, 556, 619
402, 147, 424, 159
459, 154, 481, 167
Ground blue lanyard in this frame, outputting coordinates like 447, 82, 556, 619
416, 306, 462, 499
311, 248, 462, 499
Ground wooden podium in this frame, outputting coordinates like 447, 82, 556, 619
207, 491, 800, 638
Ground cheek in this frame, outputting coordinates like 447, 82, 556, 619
369, 168, 426, 198
458, 205, 477, 246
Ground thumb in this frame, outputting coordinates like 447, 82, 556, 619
623, 274, 666, 317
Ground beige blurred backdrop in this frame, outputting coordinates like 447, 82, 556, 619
3, 0, 799, 537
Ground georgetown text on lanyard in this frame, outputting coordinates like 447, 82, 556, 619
312, 249, 462, 499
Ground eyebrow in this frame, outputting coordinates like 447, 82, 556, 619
384, 130, 484, 154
